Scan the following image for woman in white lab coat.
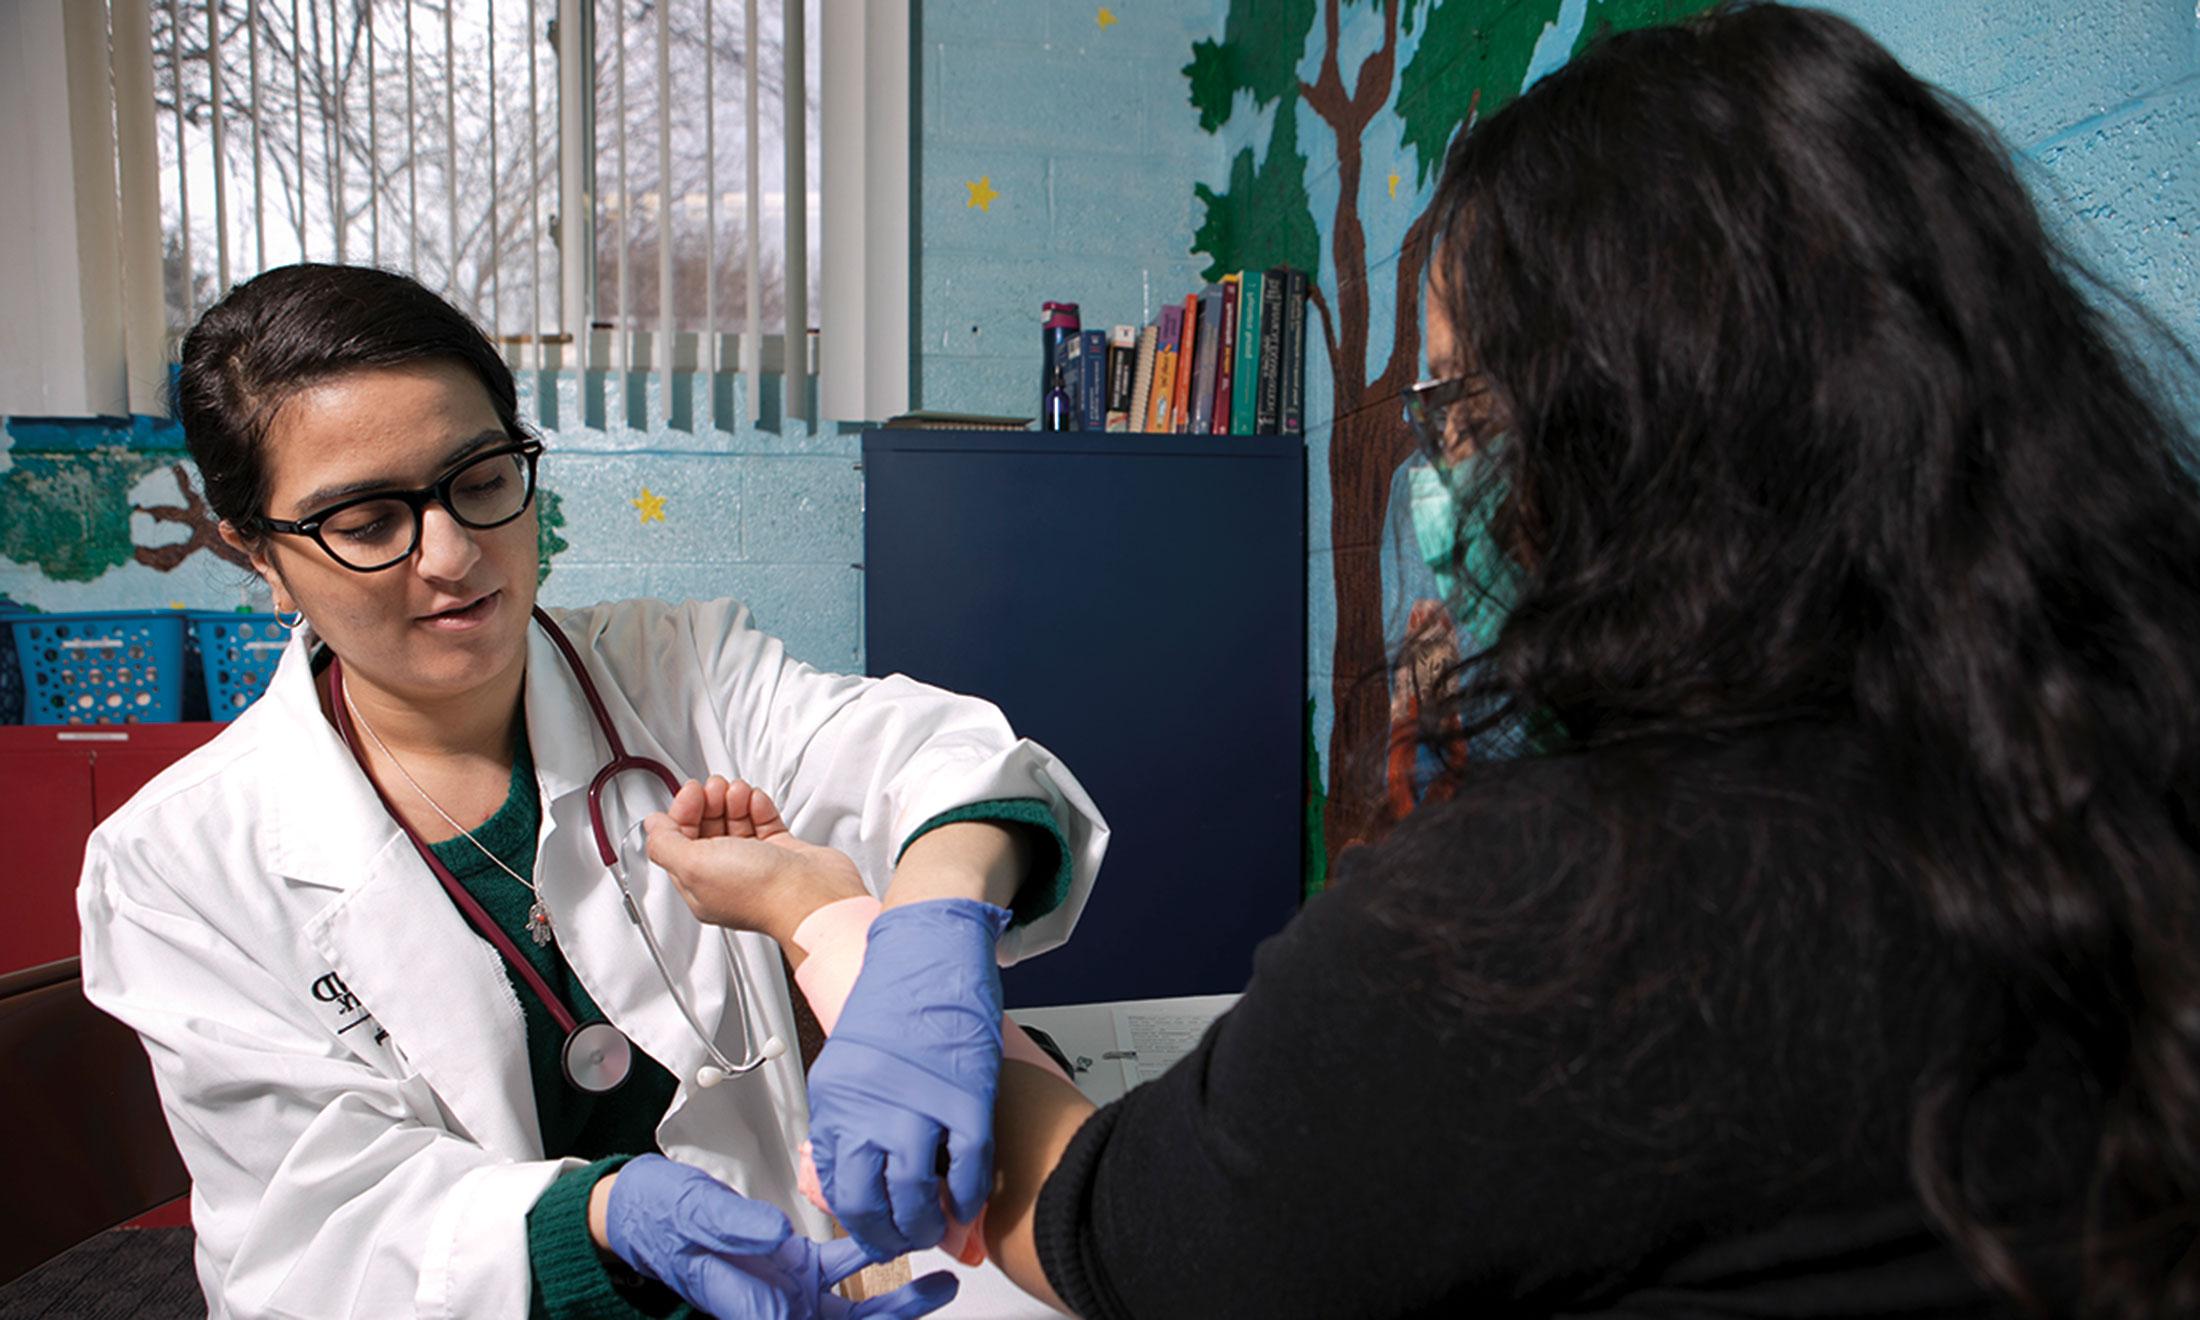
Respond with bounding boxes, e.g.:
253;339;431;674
77;263;1106;1320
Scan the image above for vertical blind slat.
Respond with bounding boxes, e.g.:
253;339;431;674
329;0;344;261
655;0;672;403
816;0;858;420
490;0;502;339
206;0;230;293
250;0;265;271
528;0;543;364
291;0;306;254
615;0;629;374
406;1;418;273
368;0;379;266
742;0;760;422
556;0;591;373
444;0;457;299
782;0;807;419
169;0;195;325
703;0;716;371
112;0;168;411
310;1;327;255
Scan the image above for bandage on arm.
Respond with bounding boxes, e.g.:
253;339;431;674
789;896;1070;1266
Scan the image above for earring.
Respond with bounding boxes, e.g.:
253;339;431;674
274;606;305;632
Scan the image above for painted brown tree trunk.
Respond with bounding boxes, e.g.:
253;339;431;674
1301;0;1434;857
133;463;251;572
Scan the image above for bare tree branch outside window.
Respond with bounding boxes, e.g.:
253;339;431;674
151;0;820;344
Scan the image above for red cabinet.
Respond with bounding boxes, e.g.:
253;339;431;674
0;725;223;974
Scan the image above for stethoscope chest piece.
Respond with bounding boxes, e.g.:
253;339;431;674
562;1021;633;1093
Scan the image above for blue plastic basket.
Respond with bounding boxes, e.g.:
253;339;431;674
190;612;287;720
12;610;188;725
0;606;23;725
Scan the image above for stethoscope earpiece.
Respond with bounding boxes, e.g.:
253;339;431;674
695;1066;726;1089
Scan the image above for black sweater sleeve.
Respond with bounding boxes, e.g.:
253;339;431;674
1032;850;1592;1319
1026;737;2052;1319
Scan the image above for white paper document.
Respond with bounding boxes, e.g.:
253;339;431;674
1109;993;1240;1089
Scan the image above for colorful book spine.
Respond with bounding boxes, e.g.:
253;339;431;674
1231;270;1263;435
1148;304;1184;433
1256;268;1286;434
1074;329;1108;432
1105;325;1138;431
1188;284;1224;436
1281;267;1308;436
1170;293;1200;433
1127;323;1159;433
1212;275;1240;435
1051;334;1078;429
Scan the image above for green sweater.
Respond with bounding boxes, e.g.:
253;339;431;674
431;734;1073;1319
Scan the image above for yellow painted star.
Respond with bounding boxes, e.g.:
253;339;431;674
632;487;667;524
1388;172;1400;199
965;176;1000;212
1096;6;1118;28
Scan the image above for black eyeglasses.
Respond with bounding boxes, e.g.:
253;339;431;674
257;439;544;572
1403;375;1496;463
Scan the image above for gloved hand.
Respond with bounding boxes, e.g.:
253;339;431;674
604;1154;959;1318
805;898;1014;1261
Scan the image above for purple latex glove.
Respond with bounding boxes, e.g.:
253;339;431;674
806;898;1014;1260
604;1154;959;1317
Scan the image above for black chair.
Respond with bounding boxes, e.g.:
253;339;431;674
0;957;196;1312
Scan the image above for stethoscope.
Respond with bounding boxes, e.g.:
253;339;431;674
328;606;785;1093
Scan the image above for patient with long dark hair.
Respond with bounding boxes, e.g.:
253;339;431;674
657;4;2200;1313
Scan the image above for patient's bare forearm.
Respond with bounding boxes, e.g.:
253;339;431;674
887;820;1033;911
983;1060;1099;1314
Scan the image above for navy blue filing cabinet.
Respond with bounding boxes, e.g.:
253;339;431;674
863;430;1306;1007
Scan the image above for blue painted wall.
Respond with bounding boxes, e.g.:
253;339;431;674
1819;1;2198;364
914;1;1224;415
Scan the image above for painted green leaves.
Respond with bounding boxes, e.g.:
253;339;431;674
1194;90;1323;283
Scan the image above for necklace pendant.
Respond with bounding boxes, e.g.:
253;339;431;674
528;900;554;946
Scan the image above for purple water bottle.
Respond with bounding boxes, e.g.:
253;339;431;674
1041;301;1080;422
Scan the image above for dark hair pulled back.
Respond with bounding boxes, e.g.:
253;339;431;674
172;263;525;536
1412;4;2200;1314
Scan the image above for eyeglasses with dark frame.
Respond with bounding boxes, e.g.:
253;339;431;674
256;439;545;573
1402;375;1495;464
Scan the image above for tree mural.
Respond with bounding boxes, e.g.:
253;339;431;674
134;462;252;573
0;448;176;582
0;431;570;585
1187;0;1713;868
537;487;570;584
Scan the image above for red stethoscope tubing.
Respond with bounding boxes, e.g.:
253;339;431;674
530;605;683;863
325;606;678;1041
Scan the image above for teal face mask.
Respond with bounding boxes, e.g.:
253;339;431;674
1406;450;1514;652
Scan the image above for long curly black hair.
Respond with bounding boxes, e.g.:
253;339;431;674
1413;3;2200;1313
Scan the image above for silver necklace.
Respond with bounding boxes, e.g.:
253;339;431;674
342;688;554;947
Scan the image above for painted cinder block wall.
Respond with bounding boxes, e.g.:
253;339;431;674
515;375;868;675
1824;0;2198;364
914;0;1227;415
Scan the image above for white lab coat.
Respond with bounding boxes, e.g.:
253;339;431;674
77;597;1108;1319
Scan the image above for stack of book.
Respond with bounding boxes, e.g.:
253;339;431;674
1051;268;1309;436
